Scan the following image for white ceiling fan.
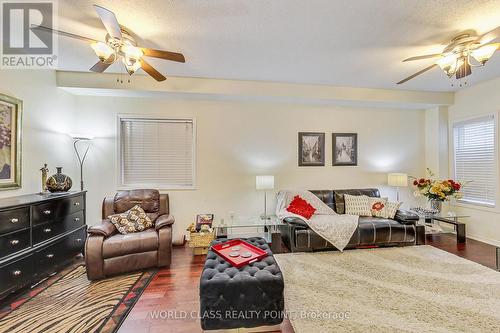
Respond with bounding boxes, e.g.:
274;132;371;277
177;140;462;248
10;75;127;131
33;4;185;82
397;27;499;85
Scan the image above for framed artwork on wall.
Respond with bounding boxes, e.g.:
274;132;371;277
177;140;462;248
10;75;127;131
0;93;22;190
298;132;325;166
332;133;357;166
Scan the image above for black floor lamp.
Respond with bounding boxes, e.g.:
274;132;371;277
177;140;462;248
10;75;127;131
70;134;94;191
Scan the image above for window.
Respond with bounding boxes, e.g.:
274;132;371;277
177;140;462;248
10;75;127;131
453;115;496;206
119;116;195;189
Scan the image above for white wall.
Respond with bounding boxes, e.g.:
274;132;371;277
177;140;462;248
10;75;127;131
74;96;426;243
447;77;500;246
0;70;77;198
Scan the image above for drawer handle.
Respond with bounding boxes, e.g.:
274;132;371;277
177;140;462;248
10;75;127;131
10;218;19;223
76;238;83;243
74;217;80;222
10;239;19;245
74;202;80;206
43;210;51;215
13;270;22;276
46;254;54;259
43;228;52;233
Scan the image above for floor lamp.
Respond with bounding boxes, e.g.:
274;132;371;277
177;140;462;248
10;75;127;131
387;173;408;202
256;175;275;220
70;134;94;191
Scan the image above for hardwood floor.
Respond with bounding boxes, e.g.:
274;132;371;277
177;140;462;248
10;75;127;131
119;233;498;333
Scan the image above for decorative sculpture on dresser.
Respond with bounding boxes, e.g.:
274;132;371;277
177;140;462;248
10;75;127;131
40;163;49;193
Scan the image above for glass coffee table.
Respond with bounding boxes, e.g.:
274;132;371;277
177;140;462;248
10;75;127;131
213;215;284;253
411;210;469;243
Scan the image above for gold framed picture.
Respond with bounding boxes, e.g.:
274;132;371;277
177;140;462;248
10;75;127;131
0;93;22;190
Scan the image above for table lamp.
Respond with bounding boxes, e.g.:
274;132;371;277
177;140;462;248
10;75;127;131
387;173;407;201
256;175;274;220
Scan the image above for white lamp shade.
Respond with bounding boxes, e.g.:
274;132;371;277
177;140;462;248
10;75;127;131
256;175;274;190
387;173;408;187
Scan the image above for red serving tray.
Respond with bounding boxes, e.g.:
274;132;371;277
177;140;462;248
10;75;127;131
211;239;268;268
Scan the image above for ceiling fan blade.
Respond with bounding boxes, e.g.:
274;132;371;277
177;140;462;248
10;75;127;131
140;59;166;81
402;54;442;62
94;5;122;39
89;61;113;73
141;48;185;63
397;64;438;84
30;25;97;43
479;25;500;44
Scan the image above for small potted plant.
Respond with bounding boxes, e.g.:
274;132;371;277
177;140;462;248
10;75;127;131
411;168;464;213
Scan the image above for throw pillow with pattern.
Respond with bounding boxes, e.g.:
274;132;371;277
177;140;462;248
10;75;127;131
109;205;153;235
385;201;402;219
369;197;388;218
344;194;371;216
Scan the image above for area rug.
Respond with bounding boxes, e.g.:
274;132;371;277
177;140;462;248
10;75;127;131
0;265;156;333
274;245;500;333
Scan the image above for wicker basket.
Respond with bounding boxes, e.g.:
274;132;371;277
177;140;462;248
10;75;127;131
188;231;215;254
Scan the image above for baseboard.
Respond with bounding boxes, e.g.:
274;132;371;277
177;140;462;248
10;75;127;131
466;234;500;247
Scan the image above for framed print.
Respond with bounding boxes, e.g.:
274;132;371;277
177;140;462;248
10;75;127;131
0;93;22;190
195;213;214;231
332;133;357;166
298;132;325;166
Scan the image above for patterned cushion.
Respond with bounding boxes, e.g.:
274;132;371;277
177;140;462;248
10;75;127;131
108;205;153;234
369;197;388;218
385;201;402;219
344;194;371;216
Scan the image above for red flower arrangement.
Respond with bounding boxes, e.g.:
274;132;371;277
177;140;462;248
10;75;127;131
412;169;463;202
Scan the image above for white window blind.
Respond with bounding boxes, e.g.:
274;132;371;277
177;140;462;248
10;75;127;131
120;117;195;188
453;115;496;206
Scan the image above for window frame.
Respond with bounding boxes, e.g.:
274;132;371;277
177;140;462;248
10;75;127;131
116;114;197;190
451;112;498;208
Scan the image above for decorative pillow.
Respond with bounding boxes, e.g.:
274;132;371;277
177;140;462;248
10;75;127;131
369;197;388;218
287;195;316;220
385;201;402;219
109;205;153;235
344;194;372;216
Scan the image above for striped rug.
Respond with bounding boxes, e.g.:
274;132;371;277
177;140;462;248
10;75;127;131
0;265;156;333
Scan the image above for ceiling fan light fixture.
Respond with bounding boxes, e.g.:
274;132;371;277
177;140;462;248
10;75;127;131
436;53;460;77
123;58;141;75
91;42;114;62
121;44;143;62
471;43;498;65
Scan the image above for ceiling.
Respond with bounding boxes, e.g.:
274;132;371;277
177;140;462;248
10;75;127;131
55;0;500;92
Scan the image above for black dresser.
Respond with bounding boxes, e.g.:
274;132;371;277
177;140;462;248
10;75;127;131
0;191;87;299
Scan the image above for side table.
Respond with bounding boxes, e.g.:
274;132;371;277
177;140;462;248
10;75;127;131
411;210;469;244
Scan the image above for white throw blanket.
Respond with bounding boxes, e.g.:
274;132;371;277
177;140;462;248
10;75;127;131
276;190;358;251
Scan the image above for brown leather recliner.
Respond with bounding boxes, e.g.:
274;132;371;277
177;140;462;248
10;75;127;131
85;189;174;280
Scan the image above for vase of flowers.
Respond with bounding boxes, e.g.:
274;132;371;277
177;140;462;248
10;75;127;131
412;168;463;213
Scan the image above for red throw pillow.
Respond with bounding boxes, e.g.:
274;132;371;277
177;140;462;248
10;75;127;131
286;195;316;220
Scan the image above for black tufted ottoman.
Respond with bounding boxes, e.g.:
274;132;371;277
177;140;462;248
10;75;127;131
199;237;284;330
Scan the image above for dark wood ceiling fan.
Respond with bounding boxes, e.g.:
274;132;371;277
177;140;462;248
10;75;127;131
32;5;185;82
397;26;499;85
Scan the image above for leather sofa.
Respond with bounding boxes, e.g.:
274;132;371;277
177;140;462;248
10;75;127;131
85;189;174;280
280;189;425;252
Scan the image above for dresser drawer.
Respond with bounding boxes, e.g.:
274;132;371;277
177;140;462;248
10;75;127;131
33;210;84;245
0;255;34;295
35;227;85;273
0;207;30;235
0;229;30;259
32;195;84;225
